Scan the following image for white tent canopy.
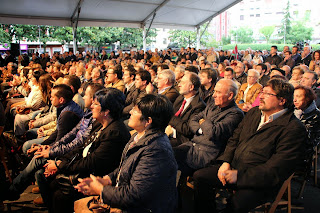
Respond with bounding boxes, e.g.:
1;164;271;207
0;0;241;50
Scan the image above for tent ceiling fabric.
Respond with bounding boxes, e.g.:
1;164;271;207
0;0;241;30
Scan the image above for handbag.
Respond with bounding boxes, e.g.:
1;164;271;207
74;196;122;213
56;173;80;195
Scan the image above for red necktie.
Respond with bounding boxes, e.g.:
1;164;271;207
175;100;186;117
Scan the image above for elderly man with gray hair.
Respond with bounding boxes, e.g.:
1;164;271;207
154;69;179;103
174;79;244;176
236;69;262;111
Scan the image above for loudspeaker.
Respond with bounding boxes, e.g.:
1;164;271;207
10;43;20;57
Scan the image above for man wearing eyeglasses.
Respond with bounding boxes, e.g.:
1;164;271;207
193;78;306;212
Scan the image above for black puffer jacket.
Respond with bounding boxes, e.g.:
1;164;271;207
296;101;320;147
102;129;178;213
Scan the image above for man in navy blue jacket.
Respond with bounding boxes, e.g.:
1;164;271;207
3;84;91;201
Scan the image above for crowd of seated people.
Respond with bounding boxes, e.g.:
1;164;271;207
0;44;319;212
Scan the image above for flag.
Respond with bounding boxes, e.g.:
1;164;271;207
232;45;238;60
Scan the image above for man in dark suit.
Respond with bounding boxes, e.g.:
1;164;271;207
168;72;205;147
189;48;198;62
174;79;244;176
193;79;306;212
199;68;218;104
155;69;179;103
122;65;136;119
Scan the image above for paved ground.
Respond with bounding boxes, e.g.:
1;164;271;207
2;165;320;212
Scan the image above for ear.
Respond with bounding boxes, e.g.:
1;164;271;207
58;97;65;105
189;84;195;92
70;85;75;94
279;97;286;106
144;117;152;128
103;109;110;117
228;92;234;101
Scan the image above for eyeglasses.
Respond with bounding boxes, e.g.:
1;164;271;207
260;91;277;97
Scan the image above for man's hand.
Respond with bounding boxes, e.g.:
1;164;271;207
217;162;231;186
165;125;173;137
27;144;40;157
76;175;112;195
29;120;35;129
43;160;60;177
75;174;106;195
225;170;238;184
16;106;25;114
34;145;50;159
37;127;45;138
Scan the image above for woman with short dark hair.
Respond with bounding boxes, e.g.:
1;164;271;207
76;94;178;213
45;88;130;213
294;85;320;147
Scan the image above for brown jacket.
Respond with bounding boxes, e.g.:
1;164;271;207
236;82;262;110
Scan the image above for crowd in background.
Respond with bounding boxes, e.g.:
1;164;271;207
0;43;319;212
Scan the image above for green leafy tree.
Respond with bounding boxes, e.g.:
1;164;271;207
76;27;156;49
119;28;157;49
278;0;292;43
26;25;56;52
168;30;196;47
168;25;212;47
286;21;313;44
230;26;254;43
0;24;35;45
221;36;231;45
0;26;11;45
259;26;275;43
52;27;73;45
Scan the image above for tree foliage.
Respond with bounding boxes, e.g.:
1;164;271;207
168;25;212;48
259;26;275;43
278;6;313;44
286;21;313;44
119;28;157;48
230;26;254;43
221;36;231;45
278;0;292;43
0;25;158;49
0;26;11;45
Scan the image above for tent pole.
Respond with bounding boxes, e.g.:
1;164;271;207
71;0;82;53
143;25;146;52
196;26;200;50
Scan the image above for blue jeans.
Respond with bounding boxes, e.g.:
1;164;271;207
9;157;47;196
22;134;45;156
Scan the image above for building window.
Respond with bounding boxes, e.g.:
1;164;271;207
256;14;260;17
250;14;254;17
276;12;284;15
240;15;244;20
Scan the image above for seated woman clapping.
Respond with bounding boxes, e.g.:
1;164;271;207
43;88;130;213
75;94;178;213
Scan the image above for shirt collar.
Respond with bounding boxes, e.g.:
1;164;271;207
158;86;171;94
125;81;135;91
258;108;288;130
